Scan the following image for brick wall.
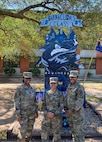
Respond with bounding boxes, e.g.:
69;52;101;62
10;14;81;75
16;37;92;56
0;58;3;73
20;57;30;73
96;51;102;74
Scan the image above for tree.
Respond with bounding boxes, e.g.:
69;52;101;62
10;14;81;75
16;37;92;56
0;0;102;24
0;15;46;61
0;0;61;23
0;0;102;62
0;1;60;62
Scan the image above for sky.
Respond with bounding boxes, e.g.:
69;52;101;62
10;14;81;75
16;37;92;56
0;0;98;10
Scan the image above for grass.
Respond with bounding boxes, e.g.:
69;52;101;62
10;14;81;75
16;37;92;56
82;82;102;103
33;82;102;90
81;82;102;88
33;84;44;91
86;94;102;103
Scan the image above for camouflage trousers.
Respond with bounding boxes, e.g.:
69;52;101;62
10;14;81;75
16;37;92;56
41;115;62;142
67;113;85;142
18;113;35;142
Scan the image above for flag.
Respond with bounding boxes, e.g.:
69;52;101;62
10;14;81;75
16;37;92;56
96;40;102;52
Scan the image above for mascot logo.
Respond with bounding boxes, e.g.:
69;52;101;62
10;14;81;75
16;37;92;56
37;28;83;71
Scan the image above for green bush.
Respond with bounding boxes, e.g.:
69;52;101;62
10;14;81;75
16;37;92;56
87;72;92;77
29;68;41;77
4;67;16;76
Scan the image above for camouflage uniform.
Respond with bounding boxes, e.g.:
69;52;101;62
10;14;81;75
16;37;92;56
41;77;64;142
65;71;85;142
14;72;38;142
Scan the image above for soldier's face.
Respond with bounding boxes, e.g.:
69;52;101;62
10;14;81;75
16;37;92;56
24;78;31;84
50;82;58;89
70;77;78;84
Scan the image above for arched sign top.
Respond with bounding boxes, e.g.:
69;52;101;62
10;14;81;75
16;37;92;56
40;14;83;27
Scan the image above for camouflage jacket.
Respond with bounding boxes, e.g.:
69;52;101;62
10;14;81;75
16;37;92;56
65;82;84;112
43;89;64;116
14;83;38;118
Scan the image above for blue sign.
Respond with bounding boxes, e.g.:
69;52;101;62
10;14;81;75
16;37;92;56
40;14;82;27
36;14;83;91
36;14;84;129
36;91;44;103
44;70;70;92
37;28;82;72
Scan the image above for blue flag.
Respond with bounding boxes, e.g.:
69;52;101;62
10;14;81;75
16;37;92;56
96;40;102;52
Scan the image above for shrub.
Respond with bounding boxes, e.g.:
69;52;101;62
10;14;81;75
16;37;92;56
29;68;41;77
87;72;92;77
4;67;16;76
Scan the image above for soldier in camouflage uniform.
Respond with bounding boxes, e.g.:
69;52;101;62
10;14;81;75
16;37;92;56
41;77;64;142
14;72;38;142
64;70;85;142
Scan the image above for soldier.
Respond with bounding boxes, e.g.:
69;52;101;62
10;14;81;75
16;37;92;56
14;72;38;142
64;70;85;142
41;77;64;142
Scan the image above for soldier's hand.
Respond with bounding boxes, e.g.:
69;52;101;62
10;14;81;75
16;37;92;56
47;112;54;118
17;117;22;123
35;112;38;118
65;110;71;117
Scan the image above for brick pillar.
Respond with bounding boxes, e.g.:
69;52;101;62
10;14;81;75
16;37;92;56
96;51;102;74
20;38;30;73
0;58;3;73
20;57;30;73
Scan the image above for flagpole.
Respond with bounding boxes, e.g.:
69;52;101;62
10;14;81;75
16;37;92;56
83;39;99;85
82;37;101;108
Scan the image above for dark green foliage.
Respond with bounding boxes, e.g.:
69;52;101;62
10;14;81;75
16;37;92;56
87;72;92;77
4;67;16;76
29;67;41;77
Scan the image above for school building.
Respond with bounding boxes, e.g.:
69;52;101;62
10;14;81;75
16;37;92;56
0;50;102;77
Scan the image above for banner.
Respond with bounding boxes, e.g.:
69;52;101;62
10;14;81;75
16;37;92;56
40;14;83;27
